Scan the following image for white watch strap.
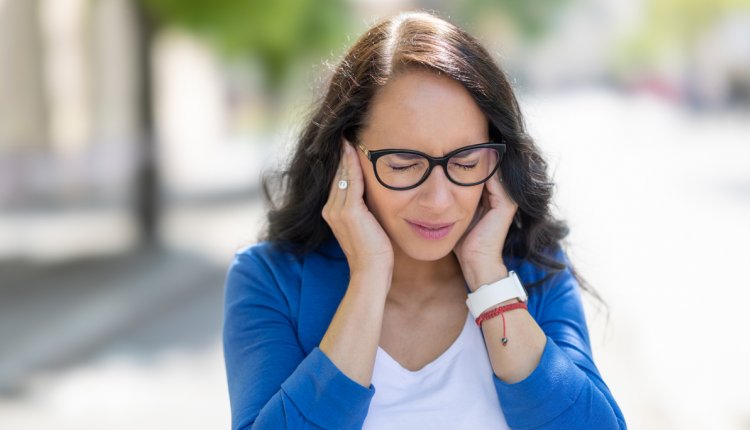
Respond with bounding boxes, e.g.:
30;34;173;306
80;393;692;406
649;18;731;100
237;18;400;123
465;271;527;318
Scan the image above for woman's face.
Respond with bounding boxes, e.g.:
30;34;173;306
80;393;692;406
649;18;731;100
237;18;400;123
356;68;490;261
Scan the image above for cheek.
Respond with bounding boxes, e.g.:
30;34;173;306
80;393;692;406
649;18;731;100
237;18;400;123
362;168;391;219
462;186;484;215
362;171;410;228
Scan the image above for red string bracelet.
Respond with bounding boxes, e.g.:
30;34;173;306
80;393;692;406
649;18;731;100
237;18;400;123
475;301;528;346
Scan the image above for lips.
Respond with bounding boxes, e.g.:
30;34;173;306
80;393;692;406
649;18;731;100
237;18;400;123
406;219;455;240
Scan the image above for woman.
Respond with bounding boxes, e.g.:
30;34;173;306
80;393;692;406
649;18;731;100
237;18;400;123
223;10;626;430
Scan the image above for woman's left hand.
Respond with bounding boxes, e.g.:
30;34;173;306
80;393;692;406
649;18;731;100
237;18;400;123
453;171;518;292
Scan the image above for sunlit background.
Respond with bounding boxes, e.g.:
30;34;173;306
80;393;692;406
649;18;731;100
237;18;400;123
0;0;748;428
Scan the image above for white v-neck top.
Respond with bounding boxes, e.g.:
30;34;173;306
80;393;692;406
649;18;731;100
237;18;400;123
361;311;510;430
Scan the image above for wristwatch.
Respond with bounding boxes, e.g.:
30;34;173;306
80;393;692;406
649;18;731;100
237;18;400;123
466;271;528;319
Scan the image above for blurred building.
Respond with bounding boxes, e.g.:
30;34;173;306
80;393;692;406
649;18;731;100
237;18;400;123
0;0;139;209
0;0;267;260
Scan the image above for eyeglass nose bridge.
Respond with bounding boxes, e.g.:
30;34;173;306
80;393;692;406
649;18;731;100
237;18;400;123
412;156;459;188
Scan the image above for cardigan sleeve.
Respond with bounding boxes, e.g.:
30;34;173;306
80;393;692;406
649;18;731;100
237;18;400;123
222;249;376;430
492;248;627;429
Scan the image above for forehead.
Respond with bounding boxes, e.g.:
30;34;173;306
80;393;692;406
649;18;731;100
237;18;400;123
361;69;489;155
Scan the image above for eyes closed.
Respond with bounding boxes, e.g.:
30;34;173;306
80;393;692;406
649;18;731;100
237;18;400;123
359;142;504;189
383;148;484;172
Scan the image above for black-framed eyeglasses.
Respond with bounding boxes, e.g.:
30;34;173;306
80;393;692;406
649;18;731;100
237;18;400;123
354;141;506;191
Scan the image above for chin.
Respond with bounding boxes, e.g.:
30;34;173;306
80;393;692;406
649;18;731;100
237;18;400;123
393;231;459;262
407;245;450;261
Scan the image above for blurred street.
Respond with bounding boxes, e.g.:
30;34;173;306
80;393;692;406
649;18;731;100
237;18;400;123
527;89;750;430
0;194;265;428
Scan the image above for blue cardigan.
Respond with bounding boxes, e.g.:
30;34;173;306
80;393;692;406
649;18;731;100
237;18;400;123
222;237;627;429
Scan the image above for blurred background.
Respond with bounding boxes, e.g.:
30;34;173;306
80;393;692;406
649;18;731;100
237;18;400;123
0;0;748;428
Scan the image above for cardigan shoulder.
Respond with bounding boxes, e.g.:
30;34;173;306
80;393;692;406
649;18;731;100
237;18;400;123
230;237;346;291
226;238;351;352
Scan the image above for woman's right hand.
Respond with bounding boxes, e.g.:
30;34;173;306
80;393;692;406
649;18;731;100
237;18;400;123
322;137;394;276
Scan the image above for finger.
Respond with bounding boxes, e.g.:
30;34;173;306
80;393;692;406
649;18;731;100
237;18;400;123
333;145;351;209
483;171;500;208
487;169;517;209
325;146;347;216
342;139;365;209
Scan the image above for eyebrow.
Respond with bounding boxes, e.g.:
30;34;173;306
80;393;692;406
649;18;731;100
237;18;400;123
369;141;491;155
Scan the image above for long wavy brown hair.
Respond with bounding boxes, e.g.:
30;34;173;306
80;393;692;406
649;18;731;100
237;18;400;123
259;10;604;305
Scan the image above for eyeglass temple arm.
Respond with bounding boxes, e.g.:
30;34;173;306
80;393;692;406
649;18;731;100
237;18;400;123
356;142;370;159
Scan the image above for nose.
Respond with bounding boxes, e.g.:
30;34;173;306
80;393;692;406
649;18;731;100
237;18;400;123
415;165;455;211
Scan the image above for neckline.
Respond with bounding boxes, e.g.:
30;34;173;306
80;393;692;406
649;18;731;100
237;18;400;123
376;310;472;376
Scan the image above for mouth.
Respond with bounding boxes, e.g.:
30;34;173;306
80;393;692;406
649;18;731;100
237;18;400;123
406;219;455;240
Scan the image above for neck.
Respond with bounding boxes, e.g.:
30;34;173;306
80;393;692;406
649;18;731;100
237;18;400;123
386;243;465;309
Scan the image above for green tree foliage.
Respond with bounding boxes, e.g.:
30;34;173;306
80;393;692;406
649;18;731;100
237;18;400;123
140;0;352;90
618;0;750;67
454;0;573;41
